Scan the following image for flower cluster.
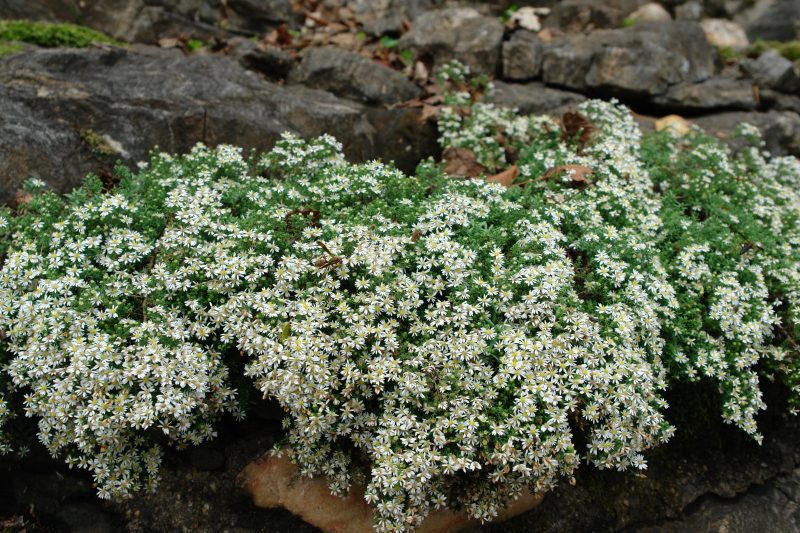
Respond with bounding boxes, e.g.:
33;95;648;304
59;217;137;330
0;63;798;531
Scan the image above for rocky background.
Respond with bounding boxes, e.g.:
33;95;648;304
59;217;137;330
1;0;800;531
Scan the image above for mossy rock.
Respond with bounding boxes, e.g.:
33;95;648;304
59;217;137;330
0;41;24;57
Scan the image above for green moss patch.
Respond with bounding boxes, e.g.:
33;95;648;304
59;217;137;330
0;20;122;48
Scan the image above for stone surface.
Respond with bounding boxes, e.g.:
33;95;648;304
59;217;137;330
488;384;800;532
701;17;749;48
675;1;703;20
628;2;672;22
694;110;800;156
545;0;647;32
740;49;800;94
398;7;505;75
346;0;436;34
502;30;545;81
230;38;295;80
541;34;597;90
289;46;422;106
487;80;587;115
238;451;544;533
736;0;800;41
0;0;296;44
0;46;437;204
0;0;81;22
542;22;715;95
635;468;800;532
650;75;758;111
585;39;690;96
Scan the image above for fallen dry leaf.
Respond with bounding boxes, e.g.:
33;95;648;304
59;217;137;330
264;24;294;46
419;104;440;122
561;111;595;148
423;93;443;105
752;83;761;108
443;147;487;178
540;164;593;186
487;165;519;187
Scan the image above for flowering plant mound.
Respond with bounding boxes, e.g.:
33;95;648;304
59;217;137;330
1;64;800;531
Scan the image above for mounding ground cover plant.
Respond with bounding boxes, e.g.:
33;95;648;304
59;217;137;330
1;62;800;531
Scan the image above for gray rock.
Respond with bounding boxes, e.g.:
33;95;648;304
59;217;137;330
741;49;800;94
675;1;703;20
362;12;406;36
0;47;437;204
16;0;297;45
765;92;800;114
487;80;586;115
585;39;691;96
543;22;715;95
0;0;81;21
398;7;505;75
289;46;421;106
346;0;436;28
231;39;295;80
651;75;758;111
736;0;800;41
78;0;223;44
541;33;600;90
694;110;800;156
545;0;637;32
224;0;295;33
502;31;545;81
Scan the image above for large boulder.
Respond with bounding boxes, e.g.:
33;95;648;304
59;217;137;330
0;46;437;204
398;7;505;75
542;21;715;96
0;0;297;44
736;0;800;41
0;0;81;21
288;46;422;106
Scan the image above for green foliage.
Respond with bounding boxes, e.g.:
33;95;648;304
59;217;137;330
500;4;519;23
717;45;742;62
378;35;399;49
1;61;799;532
0;20;122;48
186;38;204;53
